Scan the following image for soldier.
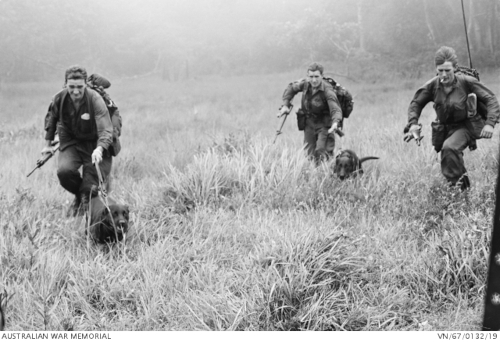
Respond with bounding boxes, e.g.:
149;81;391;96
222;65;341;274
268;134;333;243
42;65;113;215
405;46;500;190
279;62;343;163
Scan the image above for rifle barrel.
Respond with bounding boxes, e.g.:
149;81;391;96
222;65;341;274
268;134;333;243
273;105;293;144
26;145;59;178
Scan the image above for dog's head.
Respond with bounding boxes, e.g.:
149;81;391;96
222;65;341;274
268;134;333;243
334;151;360;180
98;203;130;243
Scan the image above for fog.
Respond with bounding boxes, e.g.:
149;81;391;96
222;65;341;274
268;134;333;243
0;0;498;81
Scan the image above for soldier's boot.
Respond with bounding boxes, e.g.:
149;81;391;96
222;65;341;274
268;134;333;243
457;174;471;191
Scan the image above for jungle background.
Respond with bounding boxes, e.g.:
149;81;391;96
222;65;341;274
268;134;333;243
0;0;499;82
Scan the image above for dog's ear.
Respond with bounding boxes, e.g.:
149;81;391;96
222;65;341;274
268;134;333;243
100;206;110;223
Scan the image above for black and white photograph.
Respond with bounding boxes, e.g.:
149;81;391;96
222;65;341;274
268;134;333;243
1;0;500;335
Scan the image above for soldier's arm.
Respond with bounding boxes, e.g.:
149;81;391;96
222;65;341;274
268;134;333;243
44;102;58;142
282;79;306;107
324;87;343;124
468;78;500;127
407;78;435;127
92;92;113;151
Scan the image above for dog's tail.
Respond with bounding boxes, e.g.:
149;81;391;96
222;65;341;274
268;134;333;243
359;156;379;164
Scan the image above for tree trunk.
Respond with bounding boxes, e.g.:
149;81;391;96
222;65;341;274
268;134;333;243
466;0;473;37
357;0;366;52
422;0;436;44
469;0;483;52
487;0;497;54
161;55;170;82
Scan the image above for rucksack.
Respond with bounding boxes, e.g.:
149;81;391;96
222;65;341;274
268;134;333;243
323;77;354;119
455;65;480;81
87;74;119;117
87;73;122;156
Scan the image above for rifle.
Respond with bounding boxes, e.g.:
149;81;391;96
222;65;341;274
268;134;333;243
273;105;293;144
27;142;60;177
334;126;345;137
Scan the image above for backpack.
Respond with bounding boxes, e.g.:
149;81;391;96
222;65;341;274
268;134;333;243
323;77;354;119
87;73;123;156
455;65;480;81
87;74;119;117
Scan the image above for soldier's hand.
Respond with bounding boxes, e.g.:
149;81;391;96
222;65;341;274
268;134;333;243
328;122;339;134
92;146;103;165
41;146;55;157
278;106;290;118
404;124;423;146
480;124;494;139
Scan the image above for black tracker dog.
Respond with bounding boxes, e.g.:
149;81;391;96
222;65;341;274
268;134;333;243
334;149;379;180
88;196;129;243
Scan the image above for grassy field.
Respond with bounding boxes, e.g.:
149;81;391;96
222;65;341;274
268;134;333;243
0;69;500;330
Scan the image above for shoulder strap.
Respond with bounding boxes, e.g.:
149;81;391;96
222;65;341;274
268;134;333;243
52;88;68;123
84;88;96;117
456;74;473;94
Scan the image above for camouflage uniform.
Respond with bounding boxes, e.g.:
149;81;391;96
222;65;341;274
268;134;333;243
45;87;113;201
407;74;500;188
282;78;343;160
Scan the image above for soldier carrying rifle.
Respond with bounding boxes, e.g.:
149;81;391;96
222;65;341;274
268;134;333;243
279;62;343;164
41;65;114;216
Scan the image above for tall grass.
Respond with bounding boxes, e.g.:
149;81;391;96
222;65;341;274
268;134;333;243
0;71;499;330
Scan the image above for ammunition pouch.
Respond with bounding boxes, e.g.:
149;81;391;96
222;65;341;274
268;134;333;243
296;109;306;131
431;121;447;153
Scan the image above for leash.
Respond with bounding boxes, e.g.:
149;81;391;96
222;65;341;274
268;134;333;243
334;121;344;158
95;162;108;201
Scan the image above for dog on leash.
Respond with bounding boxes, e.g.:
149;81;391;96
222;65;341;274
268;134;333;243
88;196;129;243
334;149;379;180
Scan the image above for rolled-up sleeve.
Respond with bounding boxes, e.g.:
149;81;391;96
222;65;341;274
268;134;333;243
91;91;113;150
408;79;435;126
282;79;306;107
324;86;343;124
468;77;500;127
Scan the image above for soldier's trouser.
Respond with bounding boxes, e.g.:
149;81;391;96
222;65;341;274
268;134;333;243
57;142;112;198
441;126;473;186
303;116;335;161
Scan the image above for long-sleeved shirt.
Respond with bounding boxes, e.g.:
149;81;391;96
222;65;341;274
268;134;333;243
408;74;500;127
282;78;343;126
45;88;113;151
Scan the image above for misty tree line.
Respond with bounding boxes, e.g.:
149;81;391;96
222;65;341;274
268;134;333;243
0;0;498;82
